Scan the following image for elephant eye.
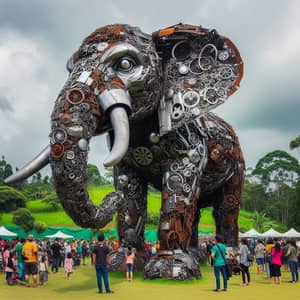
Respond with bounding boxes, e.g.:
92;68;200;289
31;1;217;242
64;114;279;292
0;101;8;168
115;57;137;72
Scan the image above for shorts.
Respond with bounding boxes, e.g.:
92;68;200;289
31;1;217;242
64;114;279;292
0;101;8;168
25;262;38;275
256;257;264;265
126;263;133;272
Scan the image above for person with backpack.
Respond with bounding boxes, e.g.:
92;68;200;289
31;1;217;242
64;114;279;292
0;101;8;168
210;235;228;292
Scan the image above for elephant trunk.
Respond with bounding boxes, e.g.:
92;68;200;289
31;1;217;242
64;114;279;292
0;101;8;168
49;85;131;228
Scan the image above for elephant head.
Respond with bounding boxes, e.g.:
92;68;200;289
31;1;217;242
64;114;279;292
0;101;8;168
5;24;243;229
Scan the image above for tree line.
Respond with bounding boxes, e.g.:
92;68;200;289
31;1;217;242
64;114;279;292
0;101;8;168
0;135;300;232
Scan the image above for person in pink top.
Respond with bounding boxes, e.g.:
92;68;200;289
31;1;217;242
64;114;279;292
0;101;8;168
64;252;73;280
270;241;283;285
125;247;135;282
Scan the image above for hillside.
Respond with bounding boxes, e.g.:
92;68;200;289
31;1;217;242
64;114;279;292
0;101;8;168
0;185;280;232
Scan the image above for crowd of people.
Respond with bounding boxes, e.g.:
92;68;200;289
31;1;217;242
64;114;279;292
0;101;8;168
1;234;300;293
204;235;300;292
0;234;160;292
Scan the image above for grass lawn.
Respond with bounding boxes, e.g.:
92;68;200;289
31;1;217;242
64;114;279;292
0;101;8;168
0;263;298;300
0;184;283;231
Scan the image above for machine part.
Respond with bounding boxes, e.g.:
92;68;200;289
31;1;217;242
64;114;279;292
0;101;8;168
171;41;191;60
66;88;85;105
219;66;233;79
51;128;67;144
218;50;229;61
78;138;88;151
117;174;129;188
171;103;184;121
149;132;160;144
160;222;170;230
51;143;64;159
189;58;203;74
65;150;75;160
166;173;184;192
97;42;109;52
132;147;153;166
178;64;189;75
183;90;200;108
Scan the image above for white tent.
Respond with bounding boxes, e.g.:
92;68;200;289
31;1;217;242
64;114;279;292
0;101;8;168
45;230;73;239
240;228;262;238
261;228;282;238
0;226;17;237
282;228;300;238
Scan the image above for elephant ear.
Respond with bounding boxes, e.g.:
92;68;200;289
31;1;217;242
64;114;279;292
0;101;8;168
152;24;243;135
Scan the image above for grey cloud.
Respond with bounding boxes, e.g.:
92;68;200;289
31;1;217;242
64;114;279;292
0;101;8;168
0;95;13;112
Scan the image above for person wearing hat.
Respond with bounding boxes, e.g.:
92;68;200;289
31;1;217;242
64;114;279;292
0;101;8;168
92;233;114;294
22;234;38;287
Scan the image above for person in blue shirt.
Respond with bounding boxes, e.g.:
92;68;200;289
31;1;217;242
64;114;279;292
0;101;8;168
211;235;228;292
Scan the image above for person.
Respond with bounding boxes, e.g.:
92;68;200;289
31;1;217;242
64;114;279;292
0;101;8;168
286;240;299;283
125;247;135;282
270;241;282;284
265;238;273;279
51;238;62;273
64;252;73;280
239;238;251;286
92;233;114;294
22;234;38;288
254;239;265;273
15;238;25;282
210;235;227;292
39;255;48;285
5;251;16;285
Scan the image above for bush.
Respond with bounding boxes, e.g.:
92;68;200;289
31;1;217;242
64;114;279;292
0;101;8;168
0;185;26;213
12;208;35;232
42;192;60;211
34;221;47;234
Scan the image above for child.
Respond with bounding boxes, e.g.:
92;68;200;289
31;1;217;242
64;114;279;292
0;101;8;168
39;256;48;285
5;251;16;285
64;252;73;280
126;247;135;282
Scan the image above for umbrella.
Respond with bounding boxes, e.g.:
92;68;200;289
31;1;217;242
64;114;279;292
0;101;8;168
0;226;17;237
240;228;261;238
261;228;282;238
45;230;74;239
282;228;300;238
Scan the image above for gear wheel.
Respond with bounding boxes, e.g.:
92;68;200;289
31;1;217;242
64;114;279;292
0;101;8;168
133;147;153;166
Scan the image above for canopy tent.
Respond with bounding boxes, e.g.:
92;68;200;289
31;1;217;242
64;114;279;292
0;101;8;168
282;228;300;238
240;228;261;238
0;226;17;237
261;228;282;238
45;230;74;239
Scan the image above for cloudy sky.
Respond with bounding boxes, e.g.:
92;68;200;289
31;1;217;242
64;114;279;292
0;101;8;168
0;0;299;177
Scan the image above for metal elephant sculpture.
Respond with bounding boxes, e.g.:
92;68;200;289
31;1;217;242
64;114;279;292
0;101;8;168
5;23;245;280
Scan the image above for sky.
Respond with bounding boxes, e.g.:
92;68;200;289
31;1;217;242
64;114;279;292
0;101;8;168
0;0;299;177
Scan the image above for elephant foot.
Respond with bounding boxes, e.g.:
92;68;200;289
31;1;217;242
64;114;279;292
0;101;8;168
109;248;149;272
143;249;201;280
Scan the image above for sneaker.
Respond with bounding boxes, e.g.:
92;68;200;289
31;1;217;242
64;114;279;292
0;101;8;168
213;289;221;292
106;291;114;294
222;288;227;291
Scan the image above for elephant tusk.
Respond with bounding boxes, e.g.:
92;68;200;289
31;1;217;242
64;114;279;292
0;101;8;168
103;106;130;167
4;145;50;184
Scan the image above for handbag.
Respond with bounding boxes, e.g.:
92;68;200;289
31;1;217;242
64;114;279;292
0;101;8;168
216;244;232;278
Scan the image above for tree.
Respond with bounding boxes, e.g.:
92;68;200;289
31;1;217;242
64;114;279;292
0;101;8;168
253;150;300;226
87;164;104;186
0;156;13;184
290;135;300;151
12;208;35;232
0;185;27;214
34;221;47;234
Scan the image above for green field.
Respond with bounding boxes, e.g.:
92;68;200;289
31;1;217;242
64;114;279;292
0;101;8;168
0;263;298;300
0;185;267;231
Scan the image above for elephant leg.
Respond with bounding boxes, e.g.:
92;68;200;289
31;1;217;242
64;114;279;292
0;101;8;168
109;163;148;272
144;155;203;280
213;171;244;247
